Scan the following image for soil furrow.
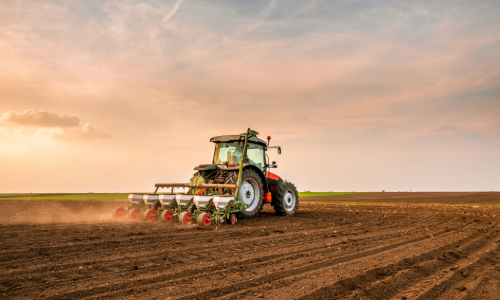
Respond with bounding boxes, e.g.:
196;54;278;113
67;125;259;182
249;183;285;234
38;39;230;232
1;214;439;277
415;241;500;299
10;219;441;298
338;227;500;300
173;223;472;300
2;197;499;299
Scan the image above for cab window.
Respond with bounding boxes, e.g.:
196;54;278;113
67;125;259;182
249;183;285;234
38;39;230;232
246;143;265;170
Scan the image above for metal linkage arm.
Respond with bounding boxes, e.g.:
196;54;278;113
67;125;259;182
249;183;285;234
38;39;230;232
155;183;237;189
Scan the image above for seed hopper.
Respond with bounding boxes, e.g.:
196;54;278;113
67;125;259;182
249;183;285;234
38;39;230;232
141;194;161;221
113;194;146;220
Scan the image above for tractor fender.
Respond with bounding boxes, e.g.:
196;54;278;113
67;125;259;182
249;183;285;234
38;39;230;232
265;171;284;192
242;165;269;193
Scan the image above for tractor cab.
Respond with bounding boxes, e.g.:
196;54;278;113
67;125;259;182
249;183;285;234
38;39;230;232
210;131;268;173
212;138;266;171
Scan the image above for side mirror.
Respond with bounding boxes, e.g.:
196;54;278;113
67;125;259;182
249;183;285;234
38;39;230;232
277;147;281;155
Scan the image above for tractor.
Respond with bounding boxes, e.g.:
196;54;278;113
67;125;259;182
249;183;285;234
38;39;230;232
114;129;298;224
187;129;298;219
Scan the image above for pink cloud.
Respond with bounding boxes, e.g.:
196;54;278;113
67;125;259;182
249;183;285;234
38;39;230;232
1;109;110;140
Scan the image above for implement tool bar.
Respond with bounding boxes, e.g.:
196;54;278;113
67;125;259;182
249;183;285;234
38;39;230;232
155;183;237;188
153;183;237;194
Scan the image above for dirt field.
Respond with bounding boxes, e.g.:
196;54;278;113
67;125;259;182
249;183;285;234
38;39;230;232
302;192;500;204
2;192;500;299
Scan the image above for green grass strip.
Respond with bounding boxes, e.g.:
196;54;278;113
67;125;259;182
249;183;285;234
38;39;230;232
301;200;395;205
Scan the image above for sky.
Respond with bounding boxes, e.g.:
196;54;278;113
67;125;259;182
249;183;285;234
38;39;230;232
1;0;499;193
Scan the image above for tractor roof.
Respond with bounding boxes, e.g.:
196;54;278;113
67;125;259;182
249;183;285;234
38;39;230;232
210;134;268;147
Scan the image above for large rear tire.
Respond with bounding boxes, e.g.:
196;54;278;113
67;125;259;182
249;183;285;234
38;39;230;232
237;169;264;219
272;182;299;216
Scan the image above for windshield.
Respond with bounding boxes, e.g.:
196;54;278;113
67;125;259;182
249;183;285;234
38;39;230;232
213;142;244;165
213;142;265;169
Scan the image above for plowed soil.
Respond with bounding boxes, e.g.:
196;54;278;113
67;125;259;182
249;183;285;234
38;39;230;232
303;192;500;204
2;192;500;299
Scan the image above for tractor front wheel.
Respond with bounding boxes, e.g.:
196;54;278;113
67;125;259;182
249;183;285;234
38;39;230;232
272;182;299;216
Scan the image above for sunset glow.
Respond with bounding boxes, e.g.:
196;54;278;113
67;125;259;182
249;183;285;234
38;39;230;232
1;0;499;192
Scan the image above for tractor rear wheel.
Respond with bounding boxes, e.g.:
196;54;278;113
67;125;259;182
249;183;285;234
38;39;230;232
272;181;299;216
237;169;264;219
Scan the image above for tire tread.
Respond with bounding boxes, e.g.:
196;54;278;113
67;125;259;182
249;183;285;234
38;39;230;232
271;181;299;216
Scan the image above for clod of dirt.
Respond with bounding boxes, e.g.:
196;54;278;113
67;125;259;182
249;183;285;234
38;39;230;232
195;226;211;231
458;286;467;291
438;252;461;263
133;265;138;270
126;232;146;236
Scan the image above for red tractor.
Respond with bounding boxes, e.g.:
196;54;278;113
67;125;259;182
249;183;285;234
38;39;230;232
186;129;299;219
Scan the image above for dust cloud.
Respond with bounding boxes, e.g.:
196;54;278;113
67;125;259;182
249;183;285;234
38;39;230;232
0;200;128;224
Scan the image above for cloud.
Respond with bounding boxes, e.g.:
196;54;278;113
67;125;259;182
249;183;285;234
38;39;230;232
431;125;461;136
161;0;185;25
2;109;110;140
0;1;499;192
36;124;111;140
2;109;80;127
